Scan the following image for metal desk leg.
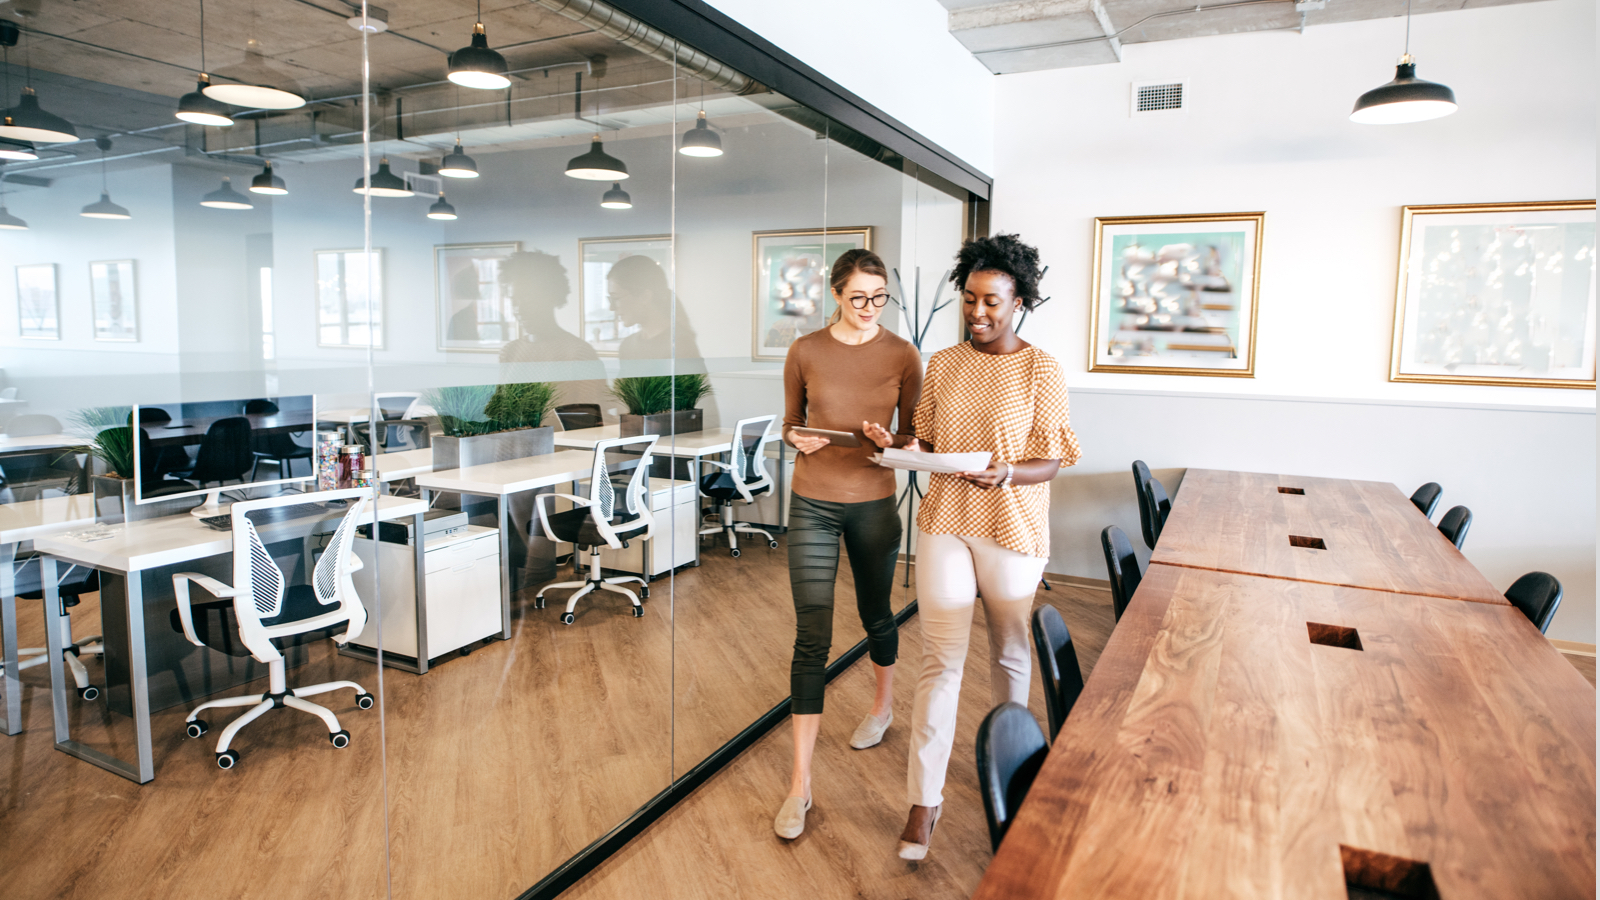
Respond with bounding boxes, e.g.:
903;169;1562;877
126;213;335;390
413;504;430;672
45;559;154;784
497;492;512;639
1;544;20;736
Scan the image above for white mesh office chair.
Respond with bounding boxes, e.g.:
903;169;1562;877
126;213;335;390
172;488;375;769
5;558;103;699
534;435;657;624
697;415;779;557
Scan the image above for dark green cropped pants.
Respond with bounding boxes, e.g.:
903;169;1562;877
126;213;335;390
788;493;902;715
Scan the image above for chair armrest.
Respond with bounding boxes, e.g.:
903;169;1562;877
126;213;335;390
534;492;591;543
171;572;237;647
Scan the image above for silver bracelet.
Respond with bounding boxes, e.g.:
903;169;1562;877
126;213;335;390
1000;462;1014;488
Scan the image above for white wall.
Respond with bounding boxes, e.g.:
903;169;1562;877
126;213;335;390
993;0;1598;641
704;0;996;176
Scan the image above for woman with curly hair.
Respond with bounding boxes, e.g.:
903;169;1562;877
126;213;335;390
895;234;1081;860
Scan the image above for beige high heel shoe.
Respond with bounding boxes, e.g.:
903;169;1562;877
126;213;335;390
897;805;941;860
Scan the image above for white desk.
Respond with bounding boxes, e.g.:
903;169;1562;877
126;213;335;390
0;432;80;457
374;447;433;483
318;406;436;425
0;495;97;736
33;495;425;783
415;451;599;634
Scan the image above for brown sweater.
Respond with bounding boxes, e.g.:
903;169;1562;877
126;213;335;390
783;325;923;503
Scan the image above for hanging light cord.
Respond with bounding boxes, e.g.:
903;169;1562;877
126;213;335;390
1404;0;1411;55
200;0;207;72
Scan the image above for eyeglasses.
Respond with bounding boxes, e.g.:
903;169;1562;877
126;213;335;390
845;292;891;309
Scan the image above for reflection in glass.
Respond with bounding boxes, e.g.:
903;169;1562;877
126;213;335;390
316;249;384;348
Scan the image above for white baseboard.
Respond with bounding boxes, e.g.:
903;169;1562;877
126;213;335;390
1550;639;1596;658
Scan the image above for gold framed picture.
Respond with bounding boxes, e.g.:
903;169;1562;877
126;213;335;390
1088;212;1264;377
1389;200;1595;389
751;226;873;362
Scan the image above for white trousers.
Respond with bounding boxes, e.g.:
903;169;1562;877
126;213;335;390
907;532;1049;807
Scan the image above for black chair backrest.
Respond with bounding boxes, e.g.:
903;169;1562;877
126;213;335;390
1031;605;1085;741
1101;525;1143;621
352;420;430;452
555;403;603;430
1505;572;1563;634
1437;505;1472;550
243;399;280;415
975;702;1049;852
190;417;254;485
1131;460;1170;550
137;406;172;425
1410;482;1442;519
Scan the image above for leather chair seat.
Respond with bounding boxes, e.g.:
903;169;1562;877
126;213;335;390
698;471;771;503
169;584;341;658
543;506;649;548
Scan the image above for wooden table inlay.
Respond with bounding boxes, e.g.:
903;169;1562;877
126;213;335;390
1150;468;1508;605
973;564;1596;900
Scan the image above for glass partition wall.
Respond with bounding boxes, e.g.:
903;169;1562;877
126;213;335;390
0;3;973;897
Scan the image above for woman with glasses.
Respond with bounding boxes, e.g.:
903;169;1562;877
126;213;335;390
773;249;923;840
896;233;1080;860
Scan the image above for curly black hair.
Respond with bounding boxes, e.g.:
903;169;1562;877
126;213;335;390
950;233;1047;311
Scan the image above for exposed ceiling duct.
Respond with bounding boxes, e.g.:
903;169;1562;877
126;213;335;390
529;0;756;94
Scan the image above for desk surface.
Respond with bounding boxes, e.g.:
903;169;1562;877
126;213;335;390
414;449;598;496
35;495;425;572
974;564;1596;900
554;425;748;457
0;494;97;544
1150;468;1508;605
374;447;433;482
0;432;79;456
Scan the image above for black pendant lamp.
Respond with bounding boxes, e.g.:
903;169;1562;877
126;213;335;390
600;183;631;209
0;137;36;161
250;160;287;195
175;5;233;127
201;176;253;209
1;87;77;143
80;137;131;220
1350;0;1456;125
566;134;628;181
447;3;510;90
679;110;722;157
204;38;306;110
427;192;458;220
353;157;414;197
439;140;478;178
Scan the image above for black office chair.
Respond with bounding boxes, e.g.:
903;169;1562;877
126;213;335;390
138;428;197;498
1410;482;1443;519
1030;605;1085;741
243;399;280;415
534;435;657;624
1131;460;1170;551
10;556;103;700
1437;505;1472;550
975;701;1049;852
136;408;192;477
1505;572;1563;634
176;417;254;488
555;403;604;431
350;419;431;454
698;415;779;557
250;432;313;481
1101;525;1143;621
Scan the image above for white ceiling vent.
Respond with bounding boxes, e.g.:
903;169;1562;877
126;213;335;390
405;172;442;197
1131;80;1187;117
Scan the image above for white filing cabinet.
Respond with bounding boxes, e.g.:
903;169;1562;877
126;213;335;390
348;524;501;663
600;479;698;578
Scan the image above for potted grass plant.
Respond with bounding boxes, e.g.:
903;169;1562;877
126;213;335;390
613;374;710;437
72;407;194;521
425;382;558;470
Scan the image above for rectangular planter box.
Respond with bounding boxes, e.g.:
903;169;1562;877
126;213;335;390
92;474;201;523
618;409;703;437
431;425;554;471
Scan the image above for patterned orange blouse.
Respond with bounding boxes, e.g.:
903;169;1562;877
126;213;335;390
913;342;1081;558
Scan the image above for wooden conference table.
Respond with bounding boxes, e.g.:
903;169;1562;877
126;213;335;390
974;468;1595;900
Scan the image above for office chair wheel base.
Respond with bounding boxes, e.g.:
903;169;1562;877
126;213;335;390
216;749;239;769
356;693;375;710
534;595;547;610
78;685;100;701
632;605;644;618
187;719;209;738
730;548;741;558
640;586;650;599
561;612;575;625
768;540;779;549
330;730;351;749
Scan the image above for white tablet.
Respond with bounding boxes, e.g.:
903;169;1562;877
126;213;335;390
791;427;862;448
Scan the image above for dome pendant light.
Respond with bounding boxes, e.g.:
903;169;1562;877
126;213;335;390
1350;0;1456;124
447;3;510;90
565;134;628;181
204;37;307;110
0;138;37;161
176;5;233;126
80;137;131;220
439;139;479;178
679;110;723;157
249;160;287;195
427;192;458;220
0;87;78;143
201;176;253;209
600;183;632;209
353;157;414;197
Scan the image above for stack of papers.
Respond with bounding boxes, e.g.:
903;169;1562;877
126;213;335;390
872;448;992;475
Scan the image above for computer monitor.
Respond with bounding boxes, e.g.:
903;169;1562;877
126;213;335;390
132;395;317;516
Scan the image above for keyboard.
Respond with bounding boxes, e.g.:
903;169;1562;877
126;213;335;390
200;515;232;531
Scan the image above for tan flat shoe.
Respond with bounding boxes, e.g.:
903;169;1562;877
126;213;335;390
774;794;813;840
897;805;941;860
849;710;893;750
